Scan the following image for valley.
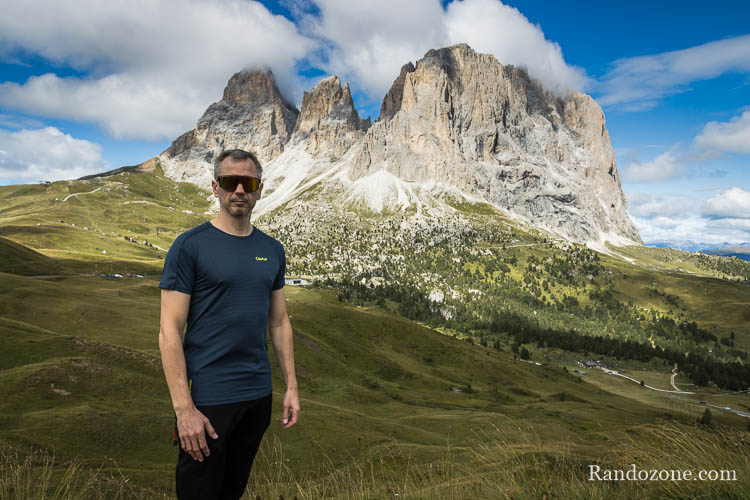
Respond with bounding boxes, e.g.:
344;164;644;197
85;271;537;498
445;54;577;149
2;166;749;498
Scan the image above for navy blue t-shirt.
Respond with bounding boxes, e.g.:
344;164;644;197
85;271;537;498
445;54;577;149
159;221;285;405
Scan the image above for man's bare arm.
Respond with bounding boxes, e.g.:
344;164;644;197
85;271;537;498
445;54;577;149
159;289;218;461
268;287;299;429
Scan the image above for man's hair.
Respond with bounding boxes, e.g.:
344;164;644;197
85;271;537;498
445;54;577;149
213;149;263;180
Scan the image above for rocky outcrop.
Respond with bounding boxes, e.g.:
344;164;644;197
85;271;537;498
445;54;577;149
155;44;641;245
159;69;298;186
293;76;370;158
349;44;640;243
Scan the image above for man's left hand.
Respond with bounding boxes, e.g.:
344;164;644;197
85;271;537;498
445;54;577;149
280;388;299;429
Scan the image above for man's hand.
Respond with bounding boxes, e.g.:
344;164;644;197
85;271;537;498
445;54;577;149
280;388;300;429
176;407;219;462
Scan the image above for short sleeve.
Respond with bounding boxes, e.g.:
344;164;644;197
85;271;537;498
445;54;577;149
159;236;195;294
272;245;286;290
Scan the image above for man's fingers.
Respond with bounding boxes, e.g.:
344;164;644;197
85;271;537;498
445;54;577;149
281;408;298;429
286;411;297;428
198;433;210;457
281;405;290;425
189;437;204;461
203;416;219;440
181;437;197;462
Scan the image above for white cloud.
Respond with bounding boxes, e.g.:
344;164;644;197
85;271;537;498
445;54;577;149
302;0;446;103
597;34;750;110
0;74;201;139
694;110;750;154
626;187;750;244
0;127;108;181
620;151;683;183
626;192;700;218
0;0;317;140
631;214;750;245
301;0;586;105
703;187;750;219
0;0;586;138
443;0;586;94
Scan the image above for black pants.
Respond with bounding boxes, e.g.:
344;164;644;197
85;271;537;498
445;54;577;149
175;393;272;500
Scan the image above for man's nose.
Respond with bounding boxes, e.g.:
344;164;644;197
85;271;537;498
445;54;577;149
233;182;246;194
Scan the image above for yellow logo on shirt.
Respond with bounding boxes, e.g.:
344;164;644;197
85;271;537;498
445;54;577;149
255;256;268;261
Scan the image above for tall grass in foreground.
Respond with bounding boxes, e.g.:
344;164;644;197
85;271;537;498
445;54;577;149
3;421;748;499
0;447;168;500
246;421;750;500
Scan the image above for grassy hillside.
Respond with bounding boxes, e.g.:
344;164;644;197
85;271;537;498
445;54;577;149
2;272;748;498
2;169;750;498
0;162;208;269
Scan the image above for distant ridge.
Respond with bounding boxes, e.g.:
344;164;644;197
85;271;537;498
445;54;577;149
77;158;158;181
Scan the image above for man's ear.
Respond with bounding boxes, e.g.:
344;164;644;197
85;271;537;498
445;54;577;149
257;182;263;199
211;179;219;197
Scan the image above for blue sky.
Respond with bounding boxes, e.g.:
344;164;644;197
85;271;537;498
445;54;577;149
0;0;748;244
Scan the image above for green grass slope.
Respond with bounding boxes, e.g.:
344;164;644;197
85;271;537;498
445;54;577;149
1;268;748;498
0;161;209;268
2;173;750;498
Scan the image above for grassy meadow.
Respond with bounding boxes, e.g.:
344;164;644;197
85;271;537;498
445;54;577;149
1;167;750;498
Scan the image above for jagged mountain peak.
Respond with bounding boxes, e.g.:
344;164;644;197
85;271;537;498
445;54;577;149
155;44;641;248
344;44;640;245
221;69;296;112
159;69;299;188
293;74;371;157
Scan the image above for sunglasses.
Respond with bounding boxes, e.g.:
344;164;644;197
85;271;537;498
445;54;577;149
216;175;261;193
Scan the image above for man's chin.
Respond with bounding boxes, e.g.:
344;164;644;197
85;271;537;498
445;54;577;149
228;207;250;217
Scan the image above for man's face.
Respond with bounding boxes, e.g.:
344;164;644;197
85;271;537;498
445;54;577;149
211;158;263;218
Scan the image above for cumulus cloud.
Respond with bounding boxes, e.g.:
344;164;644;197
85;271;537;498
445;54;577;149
626;192;700;218
625;188;750;245
630;213;750;245
0;74;202;139
703;187;750;219
300;0;586;105
694;110;750;154
597;34;750;110
301;0;446;103
620;151;683;183
443;0;586;94
0;0;585;137
0;127;108;181
0;0;317;139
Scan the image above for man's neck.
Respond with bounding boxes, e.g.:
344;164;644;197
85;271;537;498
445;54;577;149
211;211;253;236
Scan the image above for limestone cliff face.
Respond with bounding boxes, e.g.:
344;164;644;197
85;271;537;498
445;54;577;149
155;45;641;245
293;76;370;158
350;44;640;243
159;69;298;186
379;62;415;122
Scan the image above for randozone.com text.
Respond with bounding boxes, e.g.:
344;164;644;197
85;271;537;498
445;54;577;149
589;464;737;481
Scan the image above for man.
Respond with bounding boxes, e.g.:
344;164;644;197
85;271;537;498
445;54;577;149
158;148;299;500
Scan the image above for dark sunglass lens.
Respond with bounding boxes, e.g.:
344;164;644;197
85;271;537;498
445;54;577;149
218;176;239;191
243;177;260;192
218;176;259;192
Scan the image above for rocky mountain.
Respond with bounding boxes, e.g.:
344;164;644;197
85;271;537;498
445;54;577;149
155;44;641;247
292;75;371;157
160;70;298;188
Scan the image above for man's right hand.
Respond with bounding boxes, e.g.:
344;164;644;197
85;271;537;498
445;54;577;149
176;407;219;462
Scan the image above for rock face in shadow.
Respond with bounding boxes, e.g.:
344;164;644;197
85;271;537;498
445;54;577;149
156;45;641;245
